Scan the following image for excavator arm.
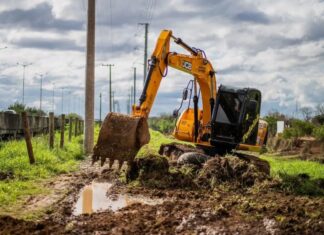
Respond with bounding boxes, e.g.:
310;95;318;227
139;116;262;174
132;30;217;128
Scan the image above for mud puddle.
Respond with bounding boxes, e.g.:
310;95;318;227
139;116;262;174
73;181;164;215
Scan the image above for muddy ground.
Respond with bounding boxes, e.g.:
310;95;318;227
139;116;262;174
0;157;323;235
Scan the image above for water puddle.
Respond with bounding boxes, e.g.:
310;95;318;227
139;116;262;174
73;182;163;215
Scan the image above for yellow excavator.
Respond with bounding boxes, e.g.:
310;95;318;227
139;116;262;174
92;30;268;168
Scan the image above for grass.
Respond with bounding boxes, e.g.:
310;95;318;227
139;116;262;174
260;155;324;179
0;129;84;212
261;154;324;196
137;129;178;156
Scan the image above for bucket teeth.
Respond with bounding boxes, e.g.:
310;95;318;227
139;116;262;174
109;158;114;169
100;156;107;166
118;160;124;171
91;154;99;165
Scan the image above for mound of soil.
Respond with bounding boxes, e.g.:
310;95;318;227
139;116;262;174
127;154;172;188
197;156;270;188
128;153;270;189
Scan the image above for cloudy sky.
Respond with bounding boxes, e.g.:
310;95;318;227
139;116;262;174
0;0;323;118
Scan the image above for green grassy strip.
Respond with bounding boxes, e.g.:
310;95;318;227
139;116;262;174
261;154;324;196
260;155;324;179
0;131;84;209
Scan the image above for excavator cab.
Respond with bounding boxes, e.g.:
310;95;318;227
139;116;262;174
210;85;261;152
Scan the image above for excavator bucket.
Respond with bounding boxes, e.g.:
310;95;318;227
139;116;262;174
92;112;150;168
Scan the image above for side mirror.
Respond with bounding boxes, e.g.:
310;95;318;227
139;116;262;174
182;89;188;100
173;109;179;118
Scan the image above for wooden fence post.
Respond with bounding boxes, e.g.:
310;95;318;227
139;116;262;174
60;114;65;148
78;120;82;135
74;118;78;137
69;117;72;141
49;112;54;149
22;112;35;164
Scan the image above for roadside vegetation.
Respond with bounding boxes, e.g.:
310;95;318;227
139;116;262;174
148;115;175;134
0;131;84;214
261;155;324;196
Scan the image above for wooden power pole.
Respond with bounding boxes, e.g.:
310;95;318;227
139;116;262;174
139;23;149;85
84;0;96;154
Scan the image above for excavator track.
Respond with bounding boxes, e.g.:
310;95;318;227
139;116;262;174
159;142;270;175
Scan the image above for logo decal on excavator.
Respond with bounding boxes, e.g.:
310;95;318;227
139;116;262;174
182;61;192;71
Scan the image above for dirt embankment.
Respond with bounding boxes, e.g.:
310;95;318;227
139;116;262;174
0;152;323;234
267;137;324;163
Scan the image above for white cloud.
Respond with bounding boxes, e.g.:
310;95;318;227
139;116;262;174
0;0;323;118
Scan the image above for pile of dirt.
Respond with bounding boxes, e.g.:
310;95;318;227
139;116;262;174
196;156;270;188
128;153;270;189
126;154;171;187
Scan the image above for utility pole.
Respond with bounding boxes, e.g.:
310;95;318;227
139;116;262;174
99;93;102;124
36;73;47;112
67;91;71;114
84;0;96;154
39;74;43;111
17;62;32;105
133;67;136;105
61;88;64;114
102;64;114;112
52;83;55;112
139;23;149;85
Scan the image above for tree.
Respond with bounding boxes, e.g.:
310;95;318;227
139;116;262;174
7;102;46;116
300;106;313;121
8;102;26;113
315;103;324;115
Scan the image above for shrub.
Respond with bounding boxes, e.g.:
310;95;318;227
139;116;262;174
283;120;315;139
313;125;324;141
148;115;175;134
